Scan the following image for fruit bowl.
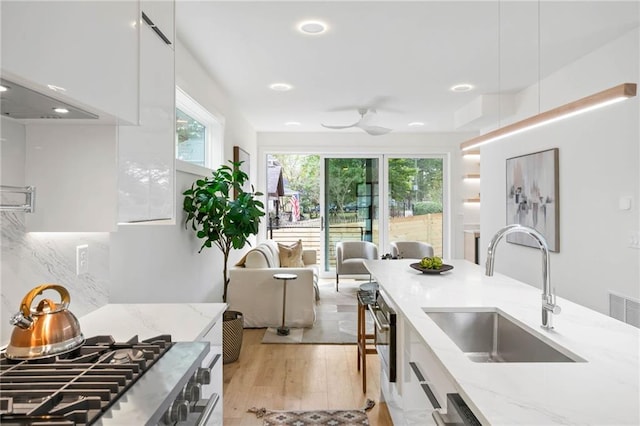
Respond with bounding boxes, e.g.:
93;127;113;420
409;263;454;274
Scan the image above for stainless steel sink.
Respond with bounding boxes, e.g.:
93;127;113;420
424;309;584;363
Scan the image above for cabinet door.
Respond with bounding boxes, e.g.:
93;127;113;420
402;320;439;425
25;125;117;232
403;319;457;413
0;1;138;124
141;0;175;46
118;17;175;223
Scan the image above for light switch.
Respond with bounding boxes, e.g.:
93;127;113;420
76;245;89;275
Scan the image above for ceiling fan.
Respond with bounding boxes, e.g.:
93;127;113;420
321;108;392;136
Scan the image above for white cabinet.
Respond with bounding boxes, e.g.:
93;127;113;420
118;4;175;223
402;319;457;420
0;1;139;124
141;0;175;46
25;124;118;232
381;315;459;425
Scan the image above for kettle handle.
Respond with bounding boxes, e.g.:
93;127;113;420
19;284;70;318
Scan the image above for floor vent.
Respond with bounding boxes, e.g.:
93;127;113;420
609;292;640;328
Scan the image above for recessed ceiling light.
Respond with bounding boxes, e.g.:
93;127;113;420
298;20;328;35
269;83;293;92
0;85;8;92
285;121;301;126
53;107;69;114
408;122;425;127
450;83;474;93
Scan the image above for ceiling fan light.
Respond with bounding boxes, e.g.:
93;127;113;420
408;122;425;127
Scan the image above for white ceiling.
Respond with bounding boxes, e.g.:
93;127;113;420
176;1;639;134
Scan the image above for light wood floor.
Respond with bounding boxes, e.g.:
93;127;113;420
223;329;394;425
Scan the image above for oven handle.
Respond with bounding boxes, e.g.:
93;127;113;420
432;410;447;426
194;393;220;426
367;304;389;331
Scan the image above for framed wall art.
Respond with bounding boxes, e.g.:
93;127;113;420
233;146;251;199
506;148;559;251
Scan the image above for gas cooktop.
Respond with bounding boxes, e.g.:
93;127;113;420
0;335;174;425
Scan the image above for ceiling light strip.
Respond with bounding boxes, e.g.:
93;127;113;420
460;83;637;151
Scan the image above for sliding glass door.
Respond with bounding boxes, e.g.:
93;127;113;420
322;156;380;272
385;156;444;257
264;153;446;274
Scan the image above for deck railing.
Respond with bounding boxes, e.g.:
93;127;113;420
267;213;443;267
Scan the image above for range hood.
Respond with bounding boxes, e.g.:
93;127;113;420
0;78;98;120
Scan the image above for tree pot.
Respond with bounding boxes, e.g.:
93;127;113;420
222;310;243;364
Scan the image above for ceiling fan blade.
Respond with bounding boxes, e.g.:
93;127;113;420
359;124;392;136
321;121;360;130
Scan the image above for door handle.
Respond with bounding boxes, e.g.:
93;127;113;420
367;305;389;331
320;215;324;231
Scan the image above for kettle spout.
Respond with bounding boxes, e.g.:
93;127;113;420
10;311;33;329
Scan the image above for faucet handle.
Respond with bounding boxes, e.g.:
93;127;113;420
546;303;562;315
542;292;561;315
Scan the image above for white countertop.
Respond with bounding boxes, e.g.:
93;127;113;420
79;303;227;342
365;259;640;425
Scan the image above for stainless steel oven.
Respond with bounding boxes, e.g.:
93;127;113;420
368;292;397;382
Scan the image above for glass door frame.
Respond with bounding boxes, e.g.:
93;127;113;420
260;150;451;278
319;154;384;278
379;154;450;261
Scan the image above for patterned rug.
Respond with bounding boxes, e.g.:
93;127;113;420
261;279;374;344
249;399;374;425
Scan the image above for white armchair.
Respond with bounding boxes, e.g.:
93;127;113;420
390;241;434;259
335;241;378;291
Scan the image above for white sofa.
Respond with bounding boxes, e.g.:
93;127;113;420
228;240;319;328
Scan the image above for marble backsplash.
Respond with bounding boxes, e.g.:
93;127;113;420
0;211;110;346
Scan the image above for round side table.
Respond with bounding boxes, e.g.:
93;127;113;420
273;273;298;336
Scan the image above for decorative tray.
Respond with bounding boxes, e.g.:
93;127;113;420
409;263;454;274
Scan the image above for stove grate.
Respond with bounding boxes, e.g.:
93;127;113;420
0;335;173;425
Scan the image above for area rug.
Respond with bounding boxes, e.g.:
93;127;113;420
261;279;374;345
248;399;374;426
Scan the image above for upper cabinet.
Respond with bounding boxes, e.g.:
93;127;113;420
140;0;175;46
0;1;139;124
118;3;175;223
4;1;176;231
25;125;118;232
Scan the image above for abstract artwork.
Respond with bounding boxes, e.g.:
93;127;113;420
506;148;559;251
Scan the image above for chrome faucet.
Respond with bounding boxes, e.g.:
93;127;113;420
485;224;561;329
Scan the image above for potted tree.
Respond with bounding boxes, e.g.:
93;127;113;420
183;161;264;363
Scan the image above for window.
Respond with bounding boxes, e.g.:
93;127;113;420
175;86;224;172
176;108;206;166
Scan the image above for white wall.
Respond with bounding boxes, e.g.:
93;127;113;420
481;28;640;315
109;39;257;303
257;131;475;259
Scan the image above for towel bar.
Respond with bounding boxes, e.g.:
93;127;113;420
0;185;35;213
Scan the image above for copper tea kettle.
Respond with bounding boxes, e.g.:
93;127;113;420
6;284;84;359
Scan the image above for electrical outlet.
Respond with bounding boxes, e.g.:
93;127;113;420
76;245;89;275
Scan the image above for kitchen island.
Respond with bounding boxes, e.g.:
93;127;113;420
365;259;640;425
